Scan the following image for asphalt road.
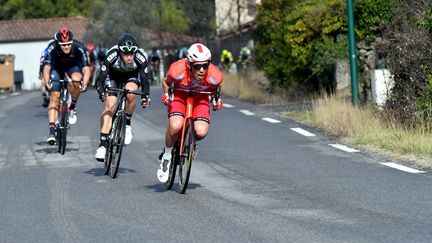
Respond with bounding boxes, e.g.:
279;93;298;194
0;87;431;242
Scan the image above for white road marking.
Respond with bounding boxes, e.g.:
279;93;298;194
224;103;234;108
329;144;360;153
239;109;255;116
381;162;425;173
10;92;20;96
262;117;281;123
290;127;316;137
0;96;6;99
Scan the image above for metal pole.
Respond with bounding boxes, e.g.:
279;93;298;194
346;0;360;107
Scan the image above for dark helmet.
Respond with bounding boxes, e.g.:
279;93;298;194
54;27;73;44
117;33;138;54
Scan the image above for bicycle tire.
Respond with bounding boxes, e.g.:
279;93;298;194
178;119;194;194
165;143;178;190
109;113;126;178
103;134;113;175
57;99;68;155
60;101;68;155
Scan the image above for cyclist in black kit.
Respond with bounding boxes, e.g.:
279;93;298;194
95;33;150;160
42;27;91;145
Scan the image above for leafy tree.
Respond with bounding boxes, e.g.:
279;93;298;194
254;0;391;92
1;0;99;19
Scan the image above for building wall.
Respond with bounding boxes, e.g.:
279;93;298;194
0;40;48;90
215;0;260;36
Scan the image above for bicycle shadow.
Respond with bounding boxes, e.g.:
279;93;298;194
145;183;202;193
84;167;136;177
34;146;79;154
34;141;79;154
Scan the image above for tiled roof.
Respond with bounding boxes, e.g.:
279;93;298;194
143;28;200;49
0;16;90;43
0;16;201;48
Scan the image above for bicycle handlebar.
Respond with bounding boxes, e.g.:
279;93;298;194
107;87;145;96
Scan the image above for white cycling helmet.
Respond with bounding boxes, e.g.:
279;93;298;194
186;43;211;63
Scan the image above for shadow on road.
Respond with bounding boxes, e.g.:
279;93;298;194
145;183;202;193
84;167;137;177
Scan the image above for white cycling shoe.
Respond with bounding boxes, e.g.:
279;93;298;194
69;109;77;125
95;146;106;162
125;125;133;145
157;155;171;183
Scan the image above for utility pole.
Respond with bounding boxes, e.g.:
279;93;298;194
346;0;360;107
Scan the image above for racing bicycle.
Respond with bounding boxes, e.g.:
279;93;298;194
103;83;144;178
164;85;220;194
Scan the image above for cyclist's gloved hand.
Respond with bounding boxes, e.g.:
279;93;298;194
141;95;151;108
212;98;223;111
45;79;53;91
161;93;173;105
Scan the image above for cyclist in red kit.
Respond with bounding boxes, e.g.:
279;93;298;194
157;43;223;183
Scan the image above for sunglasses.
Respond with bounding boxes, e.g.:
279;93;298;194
59;42;72;47
192;63;209;70
119;45;138;54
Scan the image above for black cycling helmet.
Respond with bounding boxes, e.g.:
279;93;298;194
54;27;74;44
117;33;138;54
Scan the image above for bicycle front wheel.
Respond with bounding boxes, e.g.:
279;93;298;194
57;100;68;155
109;113;126;178
178;119;194;194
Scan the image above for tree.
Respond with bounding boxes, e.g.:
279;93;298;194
0;0;99;19
254;0;391;92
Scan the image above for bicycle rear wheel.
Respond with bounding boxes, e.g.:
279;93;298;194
178;120;194;194
165;143;178;190
109;113;126;178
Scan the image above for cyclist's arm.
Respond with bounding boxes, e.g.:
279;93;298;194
96;58;110;92
43;64;51;87
139;62;150;96
135;50;150;97
77;44;91;86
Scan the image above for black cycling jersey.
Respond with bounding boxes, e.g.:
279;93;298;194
43;40;89;69
97;45;150;96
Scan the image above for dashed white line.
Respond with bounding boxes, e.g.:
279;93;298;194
224;103;234;108
239;109;255;116
329;144;360;153
290;127;316;137
262;117;281;123
381;162;425;174
10;92;20;96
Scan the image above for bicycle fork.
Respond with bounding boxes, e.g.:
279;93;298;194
110;98;125;140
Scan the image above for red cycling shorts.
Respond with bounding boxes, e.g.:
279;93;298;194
167;91;211;123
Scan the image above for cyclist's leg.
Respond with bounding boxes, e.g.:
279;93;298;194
96;78;117;160
158;95;186;182
67;66;83;111
100;78;118;135
124;79;139;118
46;70;62;143
192;94;211;140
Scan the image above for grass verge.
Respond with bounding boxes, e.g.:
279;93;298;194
282;94;432;168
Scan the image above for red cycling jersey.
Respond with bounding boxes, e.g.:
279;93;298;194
166;58;223;91
166;58;223;122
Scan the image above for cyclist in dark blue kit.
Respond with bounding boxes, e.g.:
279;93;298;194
42;27;91;145
95;33;150;160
